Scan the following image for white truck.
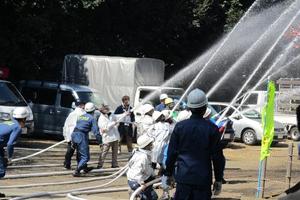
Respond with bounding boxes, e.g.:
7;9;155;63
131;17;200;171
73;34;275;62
61;55;183;111
241;82;299;141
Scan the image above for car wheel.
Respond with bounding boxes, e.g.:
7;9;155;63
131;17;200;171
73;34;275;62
242;129;257;145
290;127;300;141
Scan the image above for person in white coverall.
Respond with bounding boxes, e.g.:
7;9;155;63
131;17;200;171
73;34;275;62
136;104;154;138
127;134;158;200
148;111;171;169
97;104;120;169
63;100;86;169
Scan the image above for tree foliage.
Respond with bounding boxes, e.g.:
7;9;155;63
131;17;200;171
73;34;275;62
0;0;255;81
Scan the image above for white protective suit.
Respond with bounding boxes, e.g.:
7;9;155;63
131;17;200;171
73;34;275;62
63;107;86;142
148;122;171;164
136;115;154;138
127;149;154;184
98;113;120;144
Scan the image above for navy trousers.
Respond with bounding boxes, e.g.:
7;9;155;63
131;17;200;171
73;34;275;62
128;180;158;200
174;183;212;200
0;147;6;178
72;132;90;170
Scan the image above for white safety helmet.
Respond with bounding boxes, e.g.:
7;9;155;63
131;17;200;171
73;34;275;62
152;111;163;122
12;107;28;119
142;104;154;115
187;88;208;108
177;110;192;122
203;107;212;118
85;102;96;113
160;93;168;100
137;134;154;149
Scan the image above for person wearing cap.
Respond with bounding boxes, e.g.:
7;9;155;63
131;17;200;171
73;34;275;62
127;134;158;200
137;104;155;138
164;88;223;200
97;104;120;169
114;95;135;153
156;93;168;111
71;102;102;177
63;100;86;170
0;107;28;197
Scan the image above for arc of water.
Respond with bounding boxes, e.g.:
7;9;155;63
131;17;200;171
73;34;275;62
207;0;300;97
268;54;300;79
216;8;300;124
168;0;262;114
233;35;300;113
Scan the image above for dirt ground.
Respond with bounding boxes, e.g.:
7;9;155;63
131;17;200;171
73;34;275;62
1;136;300;200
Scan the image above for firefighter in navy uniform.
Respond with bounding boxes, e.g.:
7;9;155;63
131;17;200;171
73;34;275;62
71;102;102;177
164;88;223;200
0;107;28;197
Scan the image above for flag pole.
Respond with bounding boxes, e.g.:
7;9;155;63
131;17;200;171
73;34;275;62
256;76;271;199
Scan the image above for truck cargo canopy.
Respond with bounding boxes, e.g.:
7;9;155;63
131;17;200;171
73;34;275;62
62;55;165;109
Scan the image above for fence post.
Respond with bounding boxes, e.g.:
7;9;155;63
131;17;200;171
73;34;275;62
286;143;294;189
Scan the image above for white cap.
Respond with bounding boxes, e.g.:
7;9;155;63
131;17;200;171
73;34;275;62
187;88;208;108
203;107;212;118
85;102;96;113
152;111;163;121
142;104;154;115
160;93;168;100
177;110;192;122
137;134;154;149
12;107;28;119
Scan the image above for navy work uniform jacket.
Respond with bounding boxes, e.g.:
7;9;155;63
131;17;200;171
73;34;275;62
0;119;22;177
72;113;101;169
165;113;222;189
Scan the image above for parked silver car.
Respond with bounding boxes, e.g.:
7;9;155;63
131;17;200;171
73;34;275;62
210;102;287;145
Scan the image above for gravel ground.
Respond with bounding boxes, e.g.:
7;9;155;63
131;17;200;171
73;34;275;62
1;136;300;200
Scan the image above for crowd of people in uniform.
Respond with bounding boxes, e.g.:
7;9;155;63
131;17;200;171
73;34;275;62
61;88;226;199
1;88;300;199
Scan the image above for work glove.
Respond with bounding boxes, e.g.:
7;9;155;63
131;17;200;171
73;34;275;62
213;181;222;196
161;175;169;189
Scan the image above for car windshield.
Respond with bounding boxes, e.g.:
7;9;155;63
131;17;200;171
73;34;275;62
77;92;104;107
0;82;27;106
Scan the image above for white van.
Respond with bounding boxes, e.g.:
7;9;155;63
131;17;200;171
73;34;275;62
0;80;34;134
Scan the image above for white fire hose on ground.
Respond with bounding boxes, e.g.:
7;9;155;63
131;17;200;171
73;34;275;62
12;139;67;162
0;165;128;189
3;167;120;180
10;164;129;200
7;158;129;169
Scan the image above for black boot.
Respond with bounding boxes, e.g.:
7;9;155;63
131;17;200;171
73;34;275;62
72;169;81;177
63;162;71;170
83;166;94;173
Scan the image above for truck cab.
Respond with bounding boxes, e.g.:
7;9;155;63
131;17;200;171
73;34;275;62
133;86;184;111
241;90;299;141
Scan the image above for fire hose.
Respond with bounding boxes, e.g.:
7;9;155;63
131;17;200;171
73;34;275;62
12;139;67;162
10;164;129;200
1;165;128;189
